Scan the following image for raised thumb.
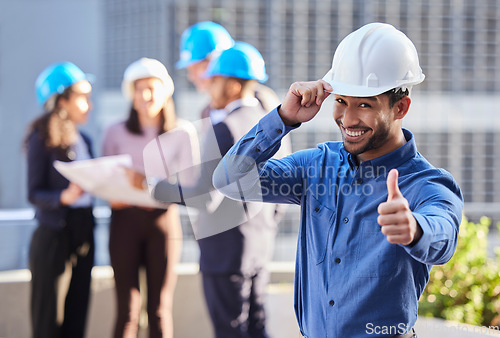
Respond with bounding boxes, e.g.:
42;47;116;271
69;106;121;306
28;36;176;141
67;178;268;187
386;168;402;201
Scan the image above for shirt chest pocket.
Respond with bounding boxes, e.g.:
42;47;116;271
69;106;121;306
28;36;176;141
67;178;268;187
356;219;398;278
304;196;336;265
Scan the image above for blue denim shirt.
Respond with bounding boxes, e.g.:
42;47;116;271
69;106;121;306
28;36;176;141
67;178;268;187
213;108;463;337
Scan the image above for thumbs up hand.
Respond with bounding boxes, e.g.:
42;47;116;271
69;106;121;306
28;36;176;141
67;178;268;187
377;169;422;246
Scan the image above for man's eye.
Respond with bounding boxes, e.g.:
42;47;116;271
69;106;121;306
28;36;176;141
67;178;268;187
336;98;345;104
360;103;371;108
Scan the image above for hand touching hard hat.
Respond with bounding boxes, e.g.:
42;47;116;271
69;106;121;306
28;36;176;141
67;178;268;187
322;23;425;97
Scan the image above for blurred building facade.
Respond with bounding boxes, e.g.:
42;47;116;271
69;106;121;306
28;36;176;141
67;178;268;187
1;0;499;214
100;0;500;219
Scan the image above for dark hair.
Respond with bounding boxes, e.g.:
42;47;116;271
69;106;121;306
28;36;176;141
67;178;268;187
125;96;177;135
230;77;257;98
383;87;409;108
24;86;78;153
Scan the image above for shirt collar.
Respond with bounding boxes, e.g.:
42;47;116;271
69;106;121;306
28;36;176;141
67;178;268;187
211;97;260;125
224;97;259;114
344;129;417;176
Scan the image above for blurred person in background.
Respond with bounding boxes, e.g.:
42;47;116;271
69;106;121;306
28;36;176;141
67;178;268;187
151;42;290;338
101;57;197;338
25;61;95;338
177;21;282;121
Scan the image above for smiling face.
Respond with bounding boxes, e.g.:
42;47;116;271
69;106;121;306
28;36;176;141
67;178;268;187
333;93;410;162
59;80;92;125
133;77;167;122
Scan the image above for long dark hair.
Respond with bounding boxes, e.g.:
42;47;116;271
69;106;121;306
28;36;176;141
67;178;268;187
125;96;177;135
24;86;78;152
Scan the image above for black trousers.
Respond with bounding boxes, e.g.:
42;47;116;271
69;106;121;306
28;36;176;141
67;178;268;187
29;207;95;338
202;269;270;338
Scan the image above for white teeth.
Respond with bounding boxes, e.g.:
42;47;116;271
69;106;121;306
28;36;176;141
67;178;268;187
345;129;366;137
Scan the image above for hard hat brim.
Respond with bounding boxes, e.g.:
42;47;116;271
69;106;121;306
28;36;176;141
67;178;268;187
176;58;202;69
322;69;425;97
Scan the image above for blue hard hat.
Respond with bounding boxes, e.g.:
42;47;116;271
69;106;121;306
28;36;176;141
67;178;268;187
35;62;89;107
176;21;234;69
204;41;268;83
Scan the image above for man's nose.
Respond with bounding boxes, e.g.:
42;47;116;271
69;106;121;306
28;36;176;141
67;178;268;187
340;107;360;127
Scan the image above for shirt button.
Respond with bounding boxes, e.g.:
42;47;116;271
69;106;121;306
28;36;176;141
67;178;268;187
343;217;349;223
356;178;363;184
335;258;341;264
255;147;261;153
314;207;319;212
276;128;283;134
329;300;335;306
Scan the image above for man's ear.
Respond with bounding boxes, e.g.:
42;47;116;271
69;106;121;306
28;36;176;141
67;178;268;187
226;78;242;98
394;96;411;120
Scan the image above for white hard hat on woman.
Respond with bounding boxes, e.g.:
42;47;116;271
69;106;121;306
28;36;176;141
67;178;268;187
121;57;175;101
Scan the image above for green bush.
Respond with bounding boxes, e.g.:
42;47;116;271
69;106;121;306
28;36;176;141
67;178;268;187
418;216;500;327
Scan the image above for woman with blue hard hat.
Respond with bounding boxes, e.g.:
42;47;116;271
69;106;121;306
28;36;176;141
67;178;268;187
25;61;95;338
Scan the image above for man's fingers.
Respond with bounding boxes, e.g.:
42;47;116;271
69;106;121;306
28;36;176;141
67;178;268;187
377;213;405;226
380;225;412;244
385;234;412;245
315;81;330;105
318;79;333;92
377;200;408;215
300;88;314;107
293;81;331;107
379;224;401;236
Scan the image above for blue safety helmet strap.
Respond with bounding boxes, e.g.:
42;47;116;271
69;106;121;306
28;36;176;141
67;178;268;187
204;41;268;83
176;21;234;69
35;62;89;107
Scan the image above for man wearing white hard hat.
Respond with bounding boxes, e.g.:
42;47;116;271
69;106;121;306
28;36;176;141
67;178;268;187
213;23;463;337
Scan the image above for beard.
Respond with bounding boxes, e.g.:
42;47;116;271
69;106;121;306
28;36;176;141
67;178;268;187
338;121;391;156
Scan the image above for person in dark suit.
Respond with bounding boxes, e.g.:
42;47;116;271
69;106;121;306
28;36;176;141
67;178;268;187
149;42;290;338
25;62;95;338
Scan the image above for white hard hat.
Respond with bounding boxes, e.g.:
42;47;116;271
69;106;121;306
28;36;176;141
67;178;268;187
322;23;425;97
121;57;174;100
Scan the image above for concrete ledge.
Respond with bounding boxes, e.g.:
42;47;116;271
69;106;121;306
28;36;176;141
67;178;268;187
0;264;298;338
1;265;498;338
